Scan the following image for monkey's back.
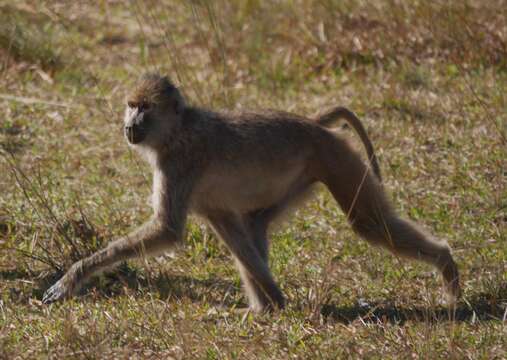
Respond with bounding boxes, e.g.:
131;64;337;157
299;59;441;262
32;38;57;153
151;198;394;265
186;108;326;162
186;108;326;214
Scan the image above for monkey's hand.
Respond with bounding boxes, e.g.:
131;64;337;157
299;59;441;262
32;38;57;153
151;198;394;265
42;278;71;304
42;263;82;304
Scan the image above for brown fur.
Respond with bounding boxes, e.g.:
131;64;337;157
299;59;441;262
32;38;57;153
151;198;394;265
315;107;382;181
43;73;460;311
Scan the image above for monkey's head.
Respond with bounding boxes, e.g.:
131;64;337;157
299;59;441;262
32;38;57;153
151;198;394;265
124;73;185;147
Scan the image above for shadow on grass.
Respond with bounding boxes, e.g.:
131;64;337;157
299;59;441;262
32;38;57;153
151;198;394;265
3;268;504;322
321;286;507;324
101;266;241;308
24;265;241;308
0;268;32;281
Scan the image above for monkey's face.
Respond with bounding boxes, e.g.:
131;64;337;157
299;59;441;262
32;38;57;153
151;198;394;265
124;101;151;145
123;98;182;148
124;73;185;148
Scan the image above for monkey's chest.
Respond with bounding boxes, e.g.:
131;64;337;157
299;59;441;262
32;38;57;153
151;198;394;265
190;162;306;214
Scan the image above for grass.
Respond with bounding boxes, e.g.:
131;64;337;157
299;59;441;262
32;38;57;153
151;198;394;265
0;1;506;358
0;5;62;72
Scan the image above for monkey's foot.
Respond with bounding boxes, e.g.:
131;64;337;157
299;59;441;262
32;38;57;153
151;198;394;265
445;280;461;306
442;261;461;305
42;278;73;304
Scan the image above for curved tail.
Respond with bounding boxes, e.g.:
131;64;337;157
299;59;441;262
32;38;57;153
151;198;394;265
315;107;382;182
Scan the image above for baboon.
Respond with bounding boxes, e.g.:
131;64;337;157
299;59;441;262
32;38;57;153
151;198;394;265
43;73;460;311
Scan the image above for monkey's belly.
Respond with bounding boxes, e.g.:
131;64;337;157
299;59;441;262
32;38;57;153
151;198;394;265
191;162;307;214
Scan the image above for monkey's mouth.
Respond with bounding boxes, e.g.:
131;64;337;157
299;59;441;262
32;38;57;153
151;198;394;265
125;125;146;144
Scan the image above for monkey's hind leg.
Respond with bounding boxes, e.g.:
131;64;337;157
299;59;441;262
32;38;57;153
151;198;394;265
319;136;460;302
355;215;461;302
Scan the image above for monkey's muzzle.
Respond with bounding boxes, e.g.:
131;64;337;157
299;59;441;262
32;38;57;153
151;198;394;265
125;124;146;144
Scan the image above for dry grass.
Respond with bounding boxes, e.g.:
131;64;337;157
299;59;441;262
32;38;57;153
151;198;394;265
0;5;62;71
0;1;506;358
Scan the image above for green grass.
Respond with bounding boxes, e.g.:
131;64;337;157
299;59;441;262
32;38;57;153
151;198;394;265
0;1;506;358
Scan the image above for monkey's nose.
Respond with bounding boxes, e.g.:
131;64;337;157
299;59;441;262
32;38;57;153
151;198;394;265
125;124;145;144
125;126;134;143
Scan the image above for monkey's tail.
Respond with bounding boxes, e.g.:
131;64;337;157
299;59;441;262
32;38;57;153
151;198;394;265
315;107;382;182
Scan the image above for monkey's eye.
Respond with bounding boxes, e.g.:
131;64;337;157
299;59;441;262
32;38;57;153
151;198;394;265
139;102;151;112
127;101;151;112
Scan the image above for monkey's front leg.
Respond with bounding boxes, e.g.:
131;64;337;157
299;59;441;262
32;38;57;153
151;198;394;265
43;220;177;303
208;213;285;312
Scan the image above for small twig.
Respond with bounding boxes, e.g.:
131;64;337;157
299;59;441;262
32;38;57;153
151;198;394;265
459;73;507;146
0;93;73;108
3;246;61;271
1;150;82;258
